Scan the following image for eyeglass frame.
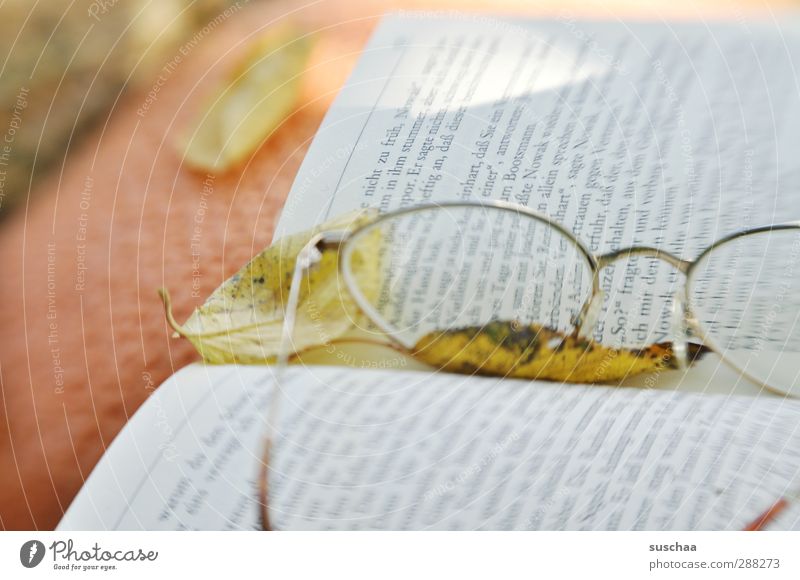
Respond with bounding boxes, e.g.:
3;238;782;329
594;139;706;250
259;198;800;530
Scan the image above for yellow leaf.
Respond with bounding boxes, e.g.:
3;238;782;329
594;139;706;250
161;207;701;383
159;210;379;364
180;24;313;172
412;321;689;383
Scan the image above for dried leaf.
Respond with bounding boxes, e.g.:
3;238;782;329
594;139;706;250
160;210;379;364
162;209;701;383
180;24;313;172
412;321;689;383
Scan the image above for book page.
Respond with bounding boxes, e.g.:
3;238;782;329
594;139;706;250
275;13;800;388
59;363;800;530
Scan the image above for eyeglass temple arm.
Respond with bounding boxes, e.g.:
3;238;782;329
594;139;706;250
276;242;320;367
261;238;325;531
275;232;346;365
262;233;350;530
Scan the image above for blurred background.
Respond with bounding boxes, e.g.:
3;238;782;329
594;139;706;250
0;0;242;216
1;0;795;216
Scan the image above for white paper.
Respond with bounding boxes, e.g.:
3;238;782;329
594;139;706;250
58;364;800;531
276;13;800;373
281;13;800;250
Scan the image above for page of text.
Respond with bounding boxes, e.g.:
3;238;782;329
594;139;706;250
276;14;800;356
59;364;800;530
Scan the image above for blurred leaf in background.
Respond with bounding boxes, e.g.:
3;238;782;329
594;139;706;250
180;23;312;173
0;0;244;217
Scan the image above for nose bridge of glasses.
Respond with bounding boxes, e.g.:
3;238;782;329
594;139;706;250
596;246;692;274
592;246;697;366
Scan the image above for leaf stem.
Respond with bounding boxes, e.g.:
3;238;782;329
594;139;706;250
157;287;188;339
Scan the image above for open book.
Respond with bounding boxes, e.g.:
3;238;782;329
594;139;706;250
60;13;800;530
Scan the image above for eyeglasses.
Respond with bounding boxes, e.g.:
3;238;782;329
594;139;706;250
258;200;800;529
